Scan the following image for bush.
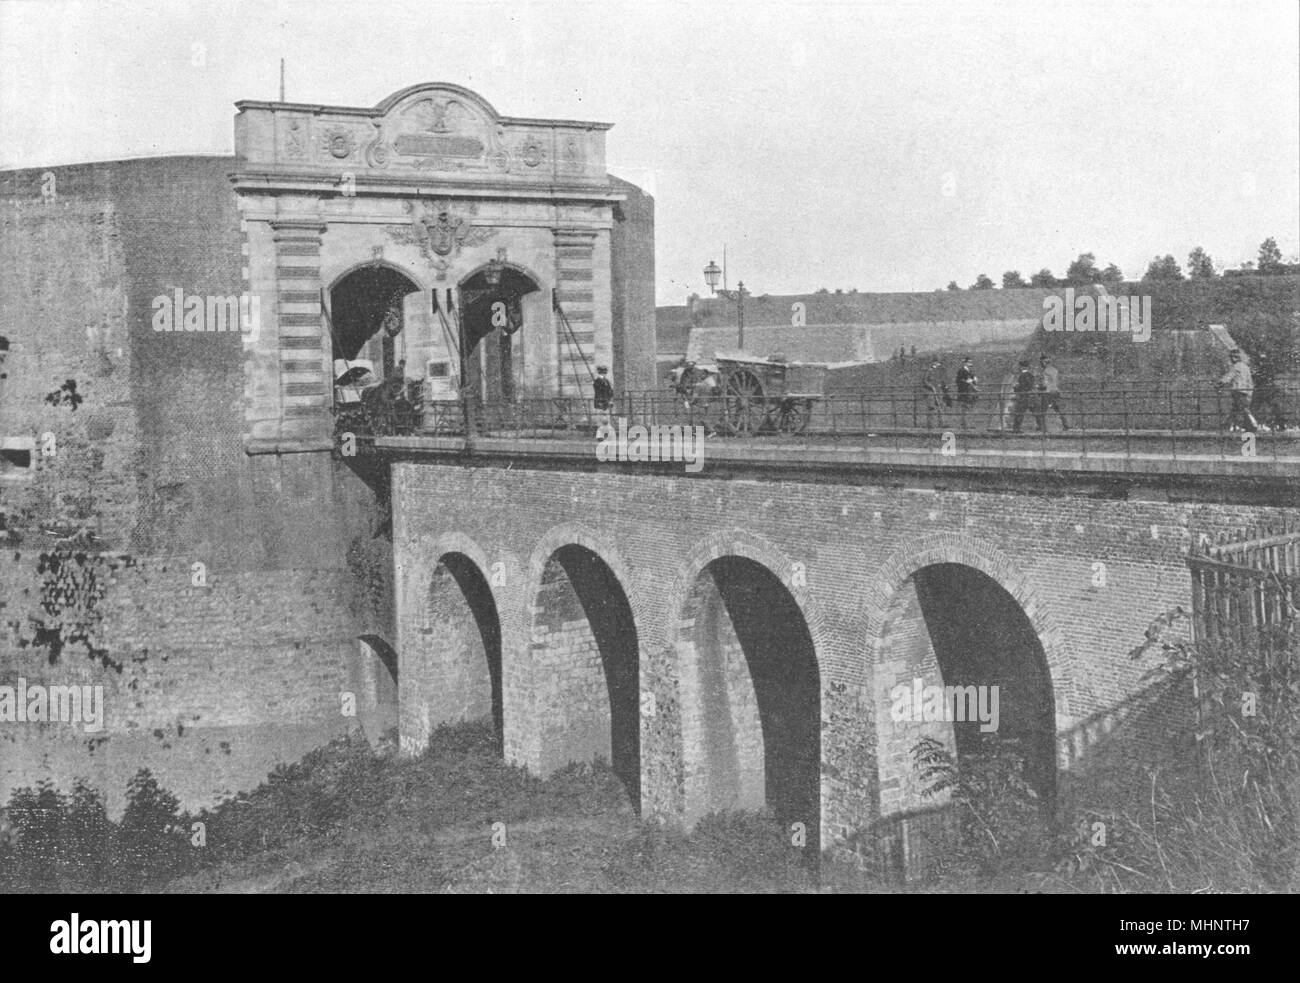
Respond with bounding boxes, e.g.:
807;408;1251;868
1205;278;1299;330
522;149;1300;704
912;735;1051;877
114;770;193;888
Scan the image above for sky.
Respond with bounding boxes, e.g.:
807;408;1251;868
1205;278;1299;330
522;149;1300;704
2;0;1297;305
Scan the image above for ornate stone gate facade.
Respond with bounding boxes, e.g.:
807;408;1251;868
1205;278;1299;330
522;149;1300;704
234;82;649;453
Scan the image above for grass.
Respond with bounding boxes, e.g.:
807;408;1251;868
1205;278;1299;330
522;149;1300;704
3;717;1295;893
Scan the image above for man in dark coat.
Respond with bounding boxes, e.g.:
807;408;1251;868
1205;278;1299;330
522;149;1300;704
1012;359;1037;433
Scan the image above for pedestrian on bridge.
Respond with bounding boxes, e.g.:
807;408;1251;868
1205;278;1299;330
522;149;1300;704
1011;360;1037;433
1036;355;1070;431
1217;349;1257;433
921;358;947;428
955;355;979;429
593;365;614;431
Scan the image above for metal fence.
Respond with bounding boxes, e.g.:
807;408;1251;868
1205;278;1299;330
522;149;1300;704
343;380;1300;461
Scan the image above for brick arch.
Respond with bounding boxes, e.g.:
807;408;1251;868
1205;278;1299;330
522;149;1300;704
520;522;642;803
861;531;1072;713
522;522;640;627
396;531;505;753
399;530;500;627
663;528;832;662
665;528;824;855
863;531;1071;836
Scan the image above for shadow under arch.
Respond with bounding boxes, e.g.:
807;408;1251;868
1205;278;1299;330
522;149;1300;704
328;258;429;295
358;633;399;684
530;543;640;808
457;261;543;405
412;550;504;749
677;554;822;854
329;263;423;381
872;561;1059;878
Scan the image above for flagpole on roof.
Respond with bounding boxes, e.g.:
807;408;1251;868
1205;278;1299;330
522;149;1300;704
280;59;286;102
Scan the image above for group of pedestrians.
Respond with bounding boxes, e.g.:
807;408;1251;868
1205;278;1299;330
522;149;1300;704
920;354;1068;431
915;346;1279;434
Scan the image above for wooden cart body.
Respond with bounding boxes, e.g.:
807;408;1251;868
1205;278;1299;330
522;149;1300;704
714;351;829;434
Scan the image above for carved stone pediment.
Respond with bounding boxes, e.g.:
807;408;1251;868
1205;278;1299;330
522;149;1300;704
363;86;510;174
236;82;613;184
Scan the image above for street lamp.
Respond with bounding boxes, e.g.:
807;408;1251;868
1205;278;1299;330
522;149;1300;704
703;260;721;293
703;260;747;351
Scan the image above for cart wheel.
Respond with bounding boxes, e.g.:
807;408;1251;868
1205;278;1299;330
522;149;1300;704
776;397;808;433
724;369;767;435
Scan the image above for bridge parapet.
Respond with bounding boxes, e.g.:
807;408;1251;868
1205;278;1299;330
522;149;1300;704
343;382;1300;494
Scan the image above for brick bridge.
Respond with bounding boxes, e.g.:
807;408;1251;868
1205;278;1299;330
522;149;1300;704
366;429;1299;865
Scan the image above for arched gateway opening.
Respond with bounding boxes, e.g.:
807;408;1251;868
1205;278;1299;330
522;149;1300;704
530;545;640;807
404;552;504;750
874;563;1057;872
458;264;541;404
677;557;821;852
329;265;422;382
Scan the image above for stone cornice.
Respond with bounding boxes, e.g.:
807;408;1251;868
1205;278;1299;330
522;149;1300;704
235;82;614;131
230;171;625;204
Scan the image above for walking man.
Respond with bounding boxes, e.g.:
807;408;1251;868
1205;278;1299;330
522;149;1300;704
921;358;947;428
955;355;979;429
1037;354;1069;430
1217;349;1257;433
1011;359;1037;432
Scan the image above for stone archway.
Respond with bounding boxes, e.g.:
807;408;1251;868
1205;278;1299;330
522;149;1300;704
458;262;543;404
400;550;503;753
329;264;423;383
527;542;641;806
865;534;1068;875
674;551;822;853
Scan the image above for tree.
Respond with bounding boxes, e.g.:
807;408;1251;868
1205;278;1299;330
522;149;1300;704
1029;268;1057;287
1002;270;1026;289
1187;246;1216;279
971;273;995;290
946;281;961;292
1100;263;1124;285
1065;252;1102;285
1142;255;1184;282
1258;237;1283;274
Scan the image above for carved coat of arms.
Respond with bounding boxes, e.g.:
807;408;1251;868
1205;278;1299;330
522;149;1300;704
389;201;494;260
426;211;463;256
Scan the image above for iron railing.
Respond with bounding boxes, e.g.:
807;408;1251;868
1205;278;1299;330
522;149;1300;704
339;381;1300;462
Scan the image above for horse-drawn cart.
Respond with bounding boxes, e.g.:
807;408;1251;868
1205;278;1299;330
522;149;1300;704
715;351;828;435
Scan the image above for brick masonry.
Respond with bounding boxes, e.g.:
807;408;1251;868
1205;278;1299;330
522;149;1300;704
0;159;396;815
391;458;1295;854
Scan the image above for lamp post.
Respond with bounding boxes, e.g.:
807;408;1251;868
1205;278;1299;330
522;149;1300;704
703;259;747;351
